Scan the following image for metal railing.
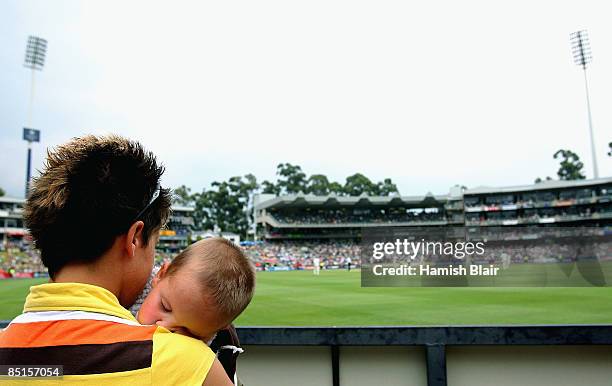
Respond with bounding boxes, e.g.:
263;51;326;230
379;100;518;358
3;321;612;386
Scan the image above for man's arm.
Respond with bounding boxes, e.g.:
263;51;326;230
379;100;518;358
209;324;242;383
203;358;234;386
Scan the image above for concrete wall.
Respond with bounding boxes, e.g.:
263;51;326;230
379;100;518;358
447;346;612;386
237;345;612;386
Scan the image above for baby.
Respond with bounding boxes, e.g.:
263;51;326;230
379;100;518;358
130;237;256;343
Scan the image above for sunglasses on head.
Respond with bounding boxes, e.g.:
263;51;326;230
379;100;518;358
133;184;162;222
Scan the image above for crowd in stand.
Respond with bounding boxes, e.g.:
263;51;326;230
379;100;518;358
271;209;446;225
1;240;363;275
3;237;611;275
472;241;612;264
465;206;612;225
242;240;361;270
270;205;611;226
0;242;47;276
0;242;176;277
463;187;612;210
241;238;611;269
370;240;612;265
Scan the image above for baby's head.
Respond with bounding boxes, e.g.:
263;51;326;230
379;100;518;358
137;237;255;341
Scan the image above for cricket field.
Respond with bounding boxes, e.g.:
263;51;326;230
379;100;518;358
1;271;612;326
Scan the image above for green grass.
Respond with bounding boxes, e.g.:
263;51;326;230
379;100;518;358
235;270;612;326
2;273;612;326
0;278;48;320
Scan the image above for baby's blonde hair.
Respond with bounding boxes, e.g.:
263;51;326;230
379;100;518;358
166;237;256;322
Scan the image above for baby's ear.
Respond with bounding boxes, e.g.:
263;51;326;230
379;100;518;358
153;262;170;286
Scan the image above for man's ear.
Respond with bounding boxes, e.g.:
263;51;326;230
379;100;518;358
153;261;170;286
125;220;145;258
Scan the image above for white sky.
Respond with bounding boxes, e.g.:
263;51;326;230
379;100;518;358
1;0;610;198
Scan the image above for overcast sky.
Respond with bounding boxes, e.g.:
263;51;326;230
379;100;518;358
1;0;610;198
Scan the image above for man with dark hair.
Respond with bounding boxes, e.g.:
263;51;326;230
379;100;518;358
0;135;232;385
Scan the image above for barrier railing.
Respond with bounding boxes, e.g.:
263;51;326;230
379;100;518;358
3;322;612;386
235;325;612;386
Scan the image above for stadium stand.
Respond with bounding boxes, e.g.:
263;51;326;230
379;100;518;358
247;177;612;272
157;205;195;252
255;177;612;241
0;197;45;277
1;177;611;275
0;197;27;245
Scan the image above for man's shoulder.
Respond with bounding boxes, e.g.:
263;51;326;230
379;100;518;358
152;327;213;355
151;327;215;385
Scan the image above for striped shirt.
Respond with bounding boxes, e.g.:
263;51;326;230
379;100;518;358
0;282;215;385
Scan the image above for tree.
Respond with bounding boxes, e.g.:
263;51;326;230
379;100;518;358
176;164;403;236
328;181;344;195
0;187;4;197
231;173;259;237
173;185;194;206
343;173;378;196
376;178;399;196
192;189;213;232
608;141;611;157
534;176;553;184
306;174;331;196
192;174;259;238
554;149;586;180
261;180;280;195
256;163;401;197
276;163;307;194
198;181;242;235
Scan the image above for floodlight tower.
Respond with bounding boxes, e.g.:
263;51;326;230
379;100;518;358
23;36;47;196
570;30;598;179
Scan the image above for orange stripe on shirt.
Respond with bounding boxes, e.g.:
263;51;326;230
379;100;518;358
0;319;157;348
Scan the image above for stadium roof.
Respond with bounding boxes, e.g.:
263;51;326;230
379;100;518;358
254;177;612;209
464;176;612;196
254;193;449;210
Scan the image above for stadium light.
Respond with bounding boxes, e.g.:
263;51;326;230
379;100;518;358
569;30;598;179
23;36;47;196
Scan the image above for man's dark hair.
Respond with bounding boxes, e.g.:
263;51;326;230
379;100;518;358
24;135;172;278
